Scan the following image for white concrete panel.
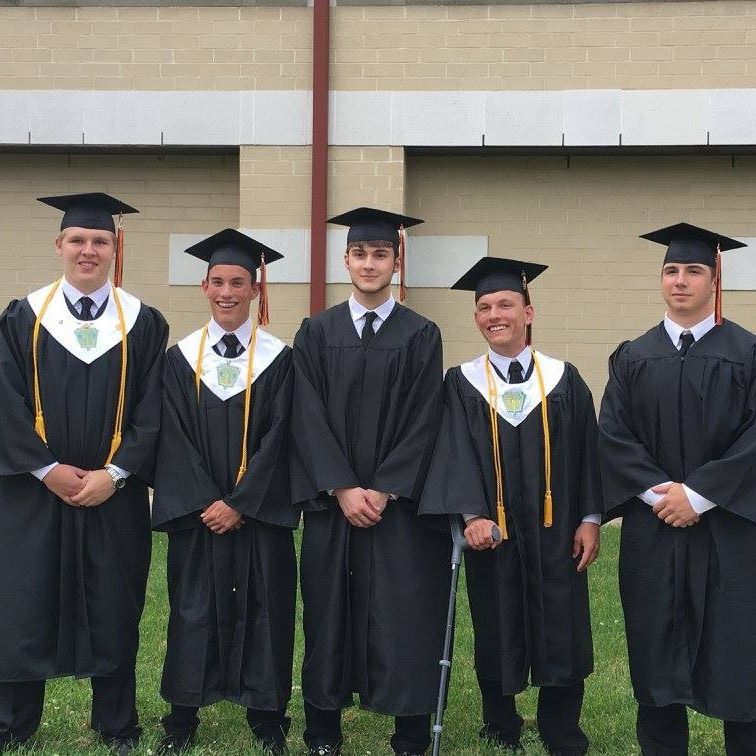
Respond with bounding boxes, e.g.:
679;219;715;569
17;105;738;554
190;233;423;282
722;238;756;290
28;90;84;145
169;233;208;286
392;91;484;147
709;90;756;146
326;229;350;284
329;91;392;146
621;90;709;146
485;91;564;147
563;90;621;147
82;91;162;146
253;91;311;146
406;235;488;287
161;92;240;145
0;91;30;143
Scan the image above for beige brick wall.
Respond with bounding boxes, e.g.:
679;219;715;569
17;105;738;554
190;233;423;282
406;153;756;400
0;152;239;343
5;2;756;91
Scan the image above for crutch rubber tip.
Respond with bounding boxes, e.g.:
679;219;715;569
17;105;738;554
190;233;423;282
439;659;451;667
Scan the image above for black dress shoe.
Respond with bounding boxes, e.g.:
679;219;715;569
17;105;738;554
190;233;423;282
479;723;521;750
157;733;195;754
106;738;139;756
307;745;342;756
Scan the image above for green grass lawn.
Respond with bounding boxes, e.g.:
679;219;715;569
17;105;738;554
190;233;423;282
21;527;725;754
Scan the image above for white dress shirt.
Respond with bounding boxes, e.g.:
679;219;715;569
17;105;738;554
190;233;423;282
637;313;717;515
349;294;395;338
207;316;253;356
32;278;129;483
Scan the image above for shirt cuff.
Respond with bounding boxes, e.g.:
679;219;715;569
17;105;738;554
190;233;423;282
638;482;673;506
581;514;601;525
682;484;716;514
31;462;58;481
106;464;130;479
463;513;482;523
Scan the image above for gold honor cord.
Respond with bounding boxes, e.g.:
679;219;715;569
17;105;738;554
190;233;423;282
195;324;258;485
484;350;554;538
32;278;128;464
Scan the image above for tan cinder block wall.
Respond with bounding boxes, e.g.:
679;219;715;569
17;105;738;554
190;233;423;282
0;152;239;343
239;144;408;339
406;153;756;400
5;2;756;91
0;5;311;90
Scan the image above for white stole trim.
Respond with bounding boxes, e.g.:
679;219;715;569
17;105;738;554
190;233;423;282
27;282;141;365
461;351;565;428
177;324;287;401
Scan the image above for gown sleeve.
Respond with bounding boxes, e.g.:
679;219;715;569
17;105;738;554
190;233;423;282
370;321;443;503
418;368;490;519
0;300;58;476
289;318;359;506
598;341;672;520
225;348;298;528
151;346;223;531
683;343;756;524
109;306;169;485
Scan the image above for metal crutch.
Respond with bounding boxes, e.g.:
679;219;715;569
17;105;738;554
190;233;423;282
431;517;501;756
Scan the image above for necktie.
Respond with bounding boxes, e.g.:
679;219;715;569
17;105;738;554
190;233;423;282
362;311;378;348
508;360;524;384
78;296;95;321
221;333;243;358
679;332;695;357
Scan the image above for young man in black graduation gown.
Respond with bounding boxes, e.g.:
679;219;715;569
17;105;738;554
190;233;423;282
0;193;168;753
290;208;449;756
420;258;602;756
151;229;297;755
598;223;756;756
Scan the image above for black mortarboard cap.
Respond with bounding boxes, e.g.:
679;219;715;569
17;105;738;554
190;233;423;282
38;192;138;234
451;257;548;301
640;222;746;267
184;228;284;277
327;207;423;247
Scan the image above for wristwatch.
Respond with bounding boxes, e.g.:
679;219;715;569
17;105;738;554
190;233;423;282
104;465;126;491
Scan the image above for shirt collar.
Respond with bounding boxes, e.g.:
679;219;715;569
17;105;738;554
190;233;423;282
348;293;396;324
487;345;532;381
62;278;112;309
208;317;253;348
664;312;716;347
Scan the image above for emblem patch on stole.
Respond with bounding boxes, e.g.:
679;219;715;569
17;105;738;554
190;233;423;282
217;362;241;389
74;324;98;350
501;389;526;415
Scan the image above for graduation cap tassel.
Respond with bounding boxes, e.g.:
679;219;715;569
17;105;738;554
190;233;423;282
113;213;124;288
522;272;532;346
398;224;407;303
714;242;723;326
257;251;270;326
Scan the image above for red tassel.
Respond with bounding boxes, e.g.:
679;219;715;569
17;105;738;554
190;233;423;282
114;215;124;288
714;242;722;326
398;225;406;303
257;252;270;326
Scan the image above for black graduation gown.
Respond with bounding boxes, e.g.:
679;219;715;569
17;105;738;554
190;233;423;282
152;340;297;711
0;293;167;682
420;360;599;695
598;320;756;722
290;302;449;716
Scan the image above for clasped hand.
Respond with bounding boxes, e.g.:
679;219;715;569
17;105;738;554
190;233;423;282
334;487;389;528
651;482;699;527
43;465;115;508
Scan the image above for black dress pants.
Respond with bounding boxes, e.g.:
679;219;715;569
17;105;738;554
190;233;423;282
637;704;756;756
162;703;290;744
303;702;431;754
0;673;140;746
479;678;588;754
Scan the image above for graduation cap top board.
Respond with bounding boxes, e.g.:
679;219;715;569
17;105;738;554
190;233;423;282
327;207;424;301
450;256;548;302
38;192;139;287
184;228;285;326
640;222;747;325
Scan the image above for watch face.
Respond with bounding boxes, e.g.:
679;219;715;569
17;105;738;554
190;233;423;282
115;477;126;489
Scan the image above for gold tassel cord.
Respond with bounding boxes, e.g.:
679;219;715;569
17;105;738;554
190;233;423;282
194;323;258;485
531;349;553;527
33;278;128;466
484;357;508;540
